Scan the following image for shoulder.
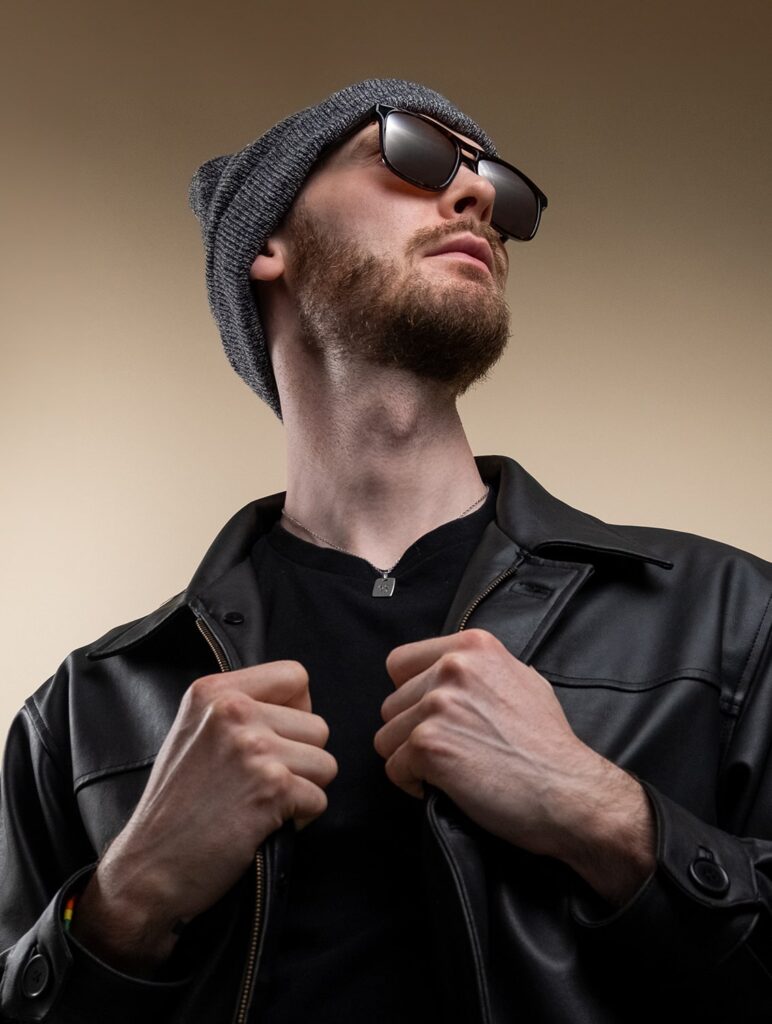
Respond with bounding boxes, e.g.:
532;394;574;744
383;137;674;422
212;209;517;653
605;522;772;692
23;593;206;785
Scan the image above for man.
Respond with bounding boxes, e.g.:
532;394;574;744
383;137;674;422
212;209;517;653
1;78;771;1023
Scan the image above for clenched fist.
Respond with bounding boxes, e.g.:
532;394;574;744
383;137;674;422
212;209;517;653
72;659;337;974
374;629;654;905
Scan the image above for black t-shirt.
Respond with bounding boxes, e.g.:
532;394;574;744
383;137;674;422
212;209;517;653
248;486;497;1023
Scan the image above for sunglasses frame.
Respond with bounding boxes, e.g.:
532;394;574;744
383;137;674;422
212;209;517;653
370;103;548;242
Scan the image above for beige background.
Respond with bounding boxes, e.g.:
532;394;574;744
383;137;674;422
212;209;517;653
2;0;770;747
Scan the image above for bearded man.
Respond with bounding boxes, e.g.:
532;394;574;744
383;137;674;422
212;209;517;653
2;79;771;1024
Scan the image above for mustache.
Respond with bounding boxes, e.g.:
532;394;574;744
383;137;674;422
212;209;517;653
406;218;509;279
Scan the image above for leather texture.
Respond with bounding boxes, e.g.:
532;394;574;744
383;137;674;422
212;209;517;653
2;455;772;1023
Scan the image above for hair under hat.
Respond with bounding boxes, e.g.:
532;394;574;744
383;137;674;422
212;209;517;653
189;79;496;419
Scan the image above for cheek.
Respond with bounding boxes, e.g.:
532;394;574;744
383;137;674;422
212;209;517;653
300;173;432;260
347;206;426;261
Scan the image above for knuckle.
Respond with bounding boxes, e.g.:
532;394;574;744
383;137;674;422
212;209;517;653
322;753;339;784
310;714;330;746
384;647;400;673
187;674;219;707
258;761;292;801
461;627;492;649
310;787;328;816
235;727;273;760
437;652;465;682
279;659;310;688
384;757;400;786
410;721;444;757
208;692;250;727
372;730;386;758
423;687;454;716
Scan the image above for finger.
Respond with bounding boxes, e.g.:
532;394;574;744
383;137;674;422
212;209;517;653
200;660;312;712
253;702;330;748
385;634;468;688
383;744;425;801
271;735;339;789
291;776;331;830
380;665;431;723
374;701;425;760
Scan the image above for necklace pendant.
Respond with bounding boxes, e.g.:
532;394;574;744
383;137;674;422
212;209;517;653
372;575;396;598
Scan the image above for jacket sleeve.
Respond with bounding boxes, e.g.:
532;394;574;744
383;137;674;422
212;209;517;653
570;603;772;1018
0;697;189;1023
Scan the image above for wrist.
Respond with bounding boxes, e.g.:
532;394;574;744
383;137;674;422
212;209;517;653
548;753;656;906
70;865;181;977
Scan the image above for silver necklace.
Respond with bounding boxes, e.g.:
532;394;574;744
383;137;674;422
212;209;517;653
281;485;490;598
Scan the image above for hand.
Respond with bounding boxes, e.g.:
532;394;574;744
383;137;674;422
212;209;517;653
72;660;337;972
374;629;654;902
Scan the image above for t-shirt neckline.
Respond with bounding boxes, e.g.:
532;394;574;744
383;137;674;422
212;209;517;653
263;484;497;581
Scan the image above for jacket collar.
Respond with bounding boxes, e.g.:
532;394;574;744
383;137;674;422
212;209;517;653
479;455;672;569
88;494;285;660
88;455;671;659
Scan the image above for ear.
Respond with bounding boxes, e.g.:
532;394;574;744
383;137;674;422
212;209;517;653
249;237;286;282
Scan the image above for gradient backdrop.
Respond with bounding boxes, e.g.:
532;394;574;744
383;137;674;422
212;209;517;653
2;0;770;745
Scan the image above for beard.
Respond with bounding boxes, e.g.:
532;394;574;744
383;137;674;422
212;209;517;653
283;205;511;398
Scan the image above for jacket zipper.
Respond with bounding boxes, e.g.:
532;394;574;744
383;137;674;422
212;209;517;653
195;555;522;1024
233;856;265;1024
426;553;524;1024
195;616;265;1024
455;554;523;632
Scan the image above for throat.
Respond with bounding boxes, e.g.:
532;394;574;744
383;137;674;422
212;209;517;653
279;383;488;585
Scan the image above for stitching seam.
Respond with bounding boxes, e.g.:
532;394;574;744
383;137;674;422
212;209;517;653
74;754;157;790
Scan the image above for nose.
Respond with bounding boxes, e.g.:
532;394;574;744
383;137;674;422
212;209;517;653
436;159;496;229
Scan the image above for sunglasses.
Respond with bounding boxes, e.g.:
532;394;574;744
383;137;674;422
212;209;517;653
368;104;548;242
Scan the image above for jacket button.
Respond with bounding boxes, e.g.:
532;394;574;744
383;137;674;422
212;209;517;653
21;952;51;999
223;611;244;625
688;857;730;896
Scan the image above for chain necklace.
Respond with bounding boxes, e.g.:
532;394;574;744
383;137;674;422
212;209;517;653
281;485;490;598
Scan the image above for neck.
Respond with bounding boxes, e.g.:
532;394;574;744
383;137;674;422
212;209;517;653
277;358;486;570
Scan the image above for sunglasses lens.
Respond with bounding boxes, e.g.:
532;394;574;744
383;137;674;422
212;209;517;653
382;110;458;188
478;160;540;241
379;108;544;241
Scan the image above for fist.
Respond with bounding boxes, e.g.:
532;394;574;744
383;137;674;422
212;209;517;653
74;659;337;969
374;628;594;854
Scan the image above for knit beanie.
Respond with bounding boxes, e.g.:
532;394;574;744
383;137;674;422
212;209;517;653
189;78;497;419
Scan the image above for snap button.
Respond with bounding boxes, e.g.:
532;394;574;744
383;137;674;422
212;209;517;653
223;611;244;625
21;952;51;999
688;857;730;896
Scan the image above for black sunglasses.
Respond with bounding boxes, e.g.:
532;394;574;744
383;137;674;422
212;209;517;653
369;103;548;242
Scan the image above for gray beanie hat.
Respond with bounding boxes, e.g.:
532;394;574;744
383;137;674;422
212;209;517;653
188;78;497;419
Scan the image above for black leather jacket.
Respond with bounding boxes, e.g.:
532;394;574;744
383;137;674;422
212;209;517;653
3;455;772;1023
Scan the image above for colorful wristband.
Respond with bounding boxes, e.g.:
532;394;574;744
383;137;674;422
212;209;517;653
63;894;77;932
